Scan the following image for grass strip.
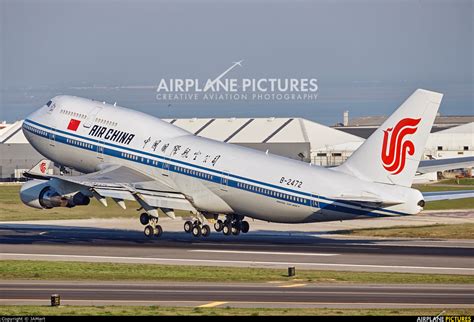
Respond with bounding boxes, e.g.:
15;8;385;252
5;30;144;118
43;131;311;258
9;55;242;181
0;260;472;284
334;223;474;239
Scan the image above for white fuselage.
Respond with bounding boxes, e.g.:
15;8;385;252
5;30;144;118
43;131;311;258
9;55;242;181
22;96;423;223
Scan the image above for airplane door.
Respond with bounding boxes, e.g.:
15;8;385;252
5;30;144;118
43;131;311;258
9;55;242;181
96;139;104;161
311;194;319;211
159;142;172;177
161;156;171;177
48;126;56;147
220;170;230;192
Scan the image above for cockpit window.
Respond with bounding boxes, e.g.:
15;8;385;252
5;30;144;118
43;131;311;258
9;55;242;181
46;100;53;107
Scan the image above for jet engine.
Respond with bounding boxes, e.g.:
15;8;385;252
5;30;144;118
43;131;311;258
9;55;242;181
20;179;90;209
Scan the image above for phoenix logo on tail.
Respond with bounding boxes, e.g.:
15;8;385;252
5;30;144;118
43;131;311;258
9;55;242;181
39;162;47;174
381;118;421;175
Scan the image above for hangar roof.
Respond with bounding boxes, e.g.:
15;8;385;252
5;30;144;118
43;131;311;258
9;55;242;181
164;117;363;150
435;122;473;134
0;121;27;144
345;115;474;127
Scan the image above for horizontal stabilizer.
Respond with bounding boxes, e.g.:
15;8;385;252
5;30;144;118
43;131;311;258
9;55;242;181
332;193;404;206
418;156;474;174
423;190;474;201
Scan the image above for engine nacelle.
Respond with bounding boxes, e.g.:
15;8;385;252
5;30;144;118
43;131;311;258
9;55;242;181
20;179;90;209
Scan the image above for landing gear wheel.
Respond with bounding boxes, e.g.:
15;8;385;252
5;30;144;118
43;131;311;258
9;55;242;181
154;225;163;237
214;220;224;232
192;225;202;237
223;223;232;236
184;221;193;233
234;221;242;231
241;221;250;234
232;225;241;236
140;213;150;225
144;225;154;238
202;224;211;237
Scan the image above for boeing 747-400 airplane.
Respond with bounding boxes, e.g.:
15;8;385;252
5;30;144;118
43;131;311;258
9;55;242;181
19;89;473;237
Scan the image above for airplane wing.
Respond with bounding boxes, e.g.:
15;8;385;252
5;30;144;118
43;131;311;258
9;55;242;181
422;190;474;201
23;160;197;217
417;156;474;174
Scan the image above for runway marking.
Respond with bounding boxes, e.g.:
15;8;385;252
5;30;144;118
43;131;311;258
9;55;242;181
279;284;307;288
198;301;228;308
1;253;473;273
192;242;379;250
189;250;338;256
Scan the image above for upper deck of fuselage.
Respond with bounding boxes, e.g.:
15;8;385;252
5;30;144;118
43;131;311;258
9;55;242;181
25;95;191;141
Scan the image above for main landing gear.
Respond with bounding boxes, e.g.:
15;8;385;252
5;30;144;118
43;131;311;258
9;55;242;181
214;216;249;236
140;213;163;238
184;220;211;238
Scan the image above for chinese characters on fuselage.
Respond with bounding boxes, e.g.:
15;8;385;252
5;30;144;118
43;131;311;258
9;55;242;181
89;123;221;167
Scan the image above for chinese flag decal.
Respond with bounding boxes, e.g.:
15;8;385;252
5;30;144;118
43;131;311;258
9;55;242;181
67;119;81;131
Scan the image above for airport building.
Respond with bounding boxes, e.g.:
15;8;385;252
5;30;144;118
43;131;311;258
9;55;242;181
335;112;474;138
0;115;472;181
0;121;49;180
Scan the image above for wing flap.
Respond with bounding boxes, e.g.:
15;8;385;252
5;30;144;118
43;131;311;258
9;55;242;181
59;164;155;186
94;188;135;201
139;193;196;211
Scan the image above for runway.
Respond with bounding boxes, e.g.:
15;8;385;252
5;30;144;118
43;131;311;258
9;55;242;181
1;220;473;275
1;281;473;308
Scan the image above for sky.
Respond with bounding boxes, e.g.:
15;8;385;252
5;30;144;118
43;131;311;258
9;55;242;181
1;0;472;124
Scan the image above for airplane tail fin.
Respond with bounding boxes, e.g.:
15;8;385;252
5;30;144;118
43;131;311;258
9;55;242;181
27;159;52;176
335;89;443;187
